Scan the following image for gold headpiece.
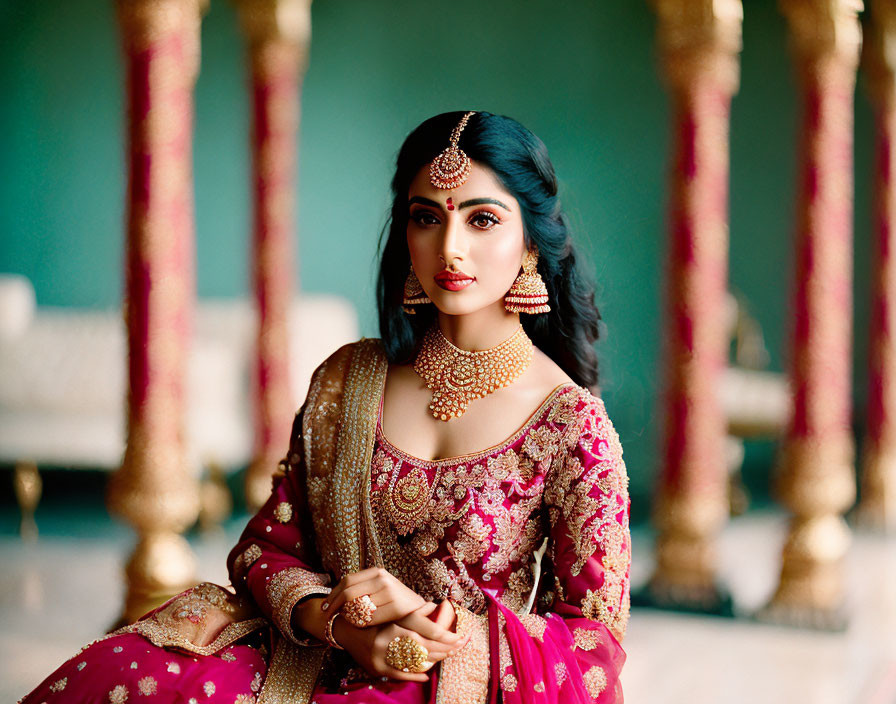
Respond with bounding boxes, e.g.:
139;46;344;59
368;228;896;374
429;111;476;189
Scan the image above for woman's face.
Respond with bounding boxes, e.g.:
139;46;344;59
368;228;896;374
406;160;527;317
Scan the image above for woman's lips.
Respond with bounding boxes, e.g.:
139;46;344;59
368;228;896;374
434;272;474;291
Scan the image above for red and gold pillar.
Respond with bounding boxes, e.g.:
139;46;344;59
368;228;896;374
647;0;743;611
236;0;312;511
859;0;896;534
108;0;205;624
237;0;311;510
762;0;863;627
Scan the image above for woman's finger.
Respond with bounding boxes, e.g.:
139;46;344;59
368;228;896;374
322;577;383;613
383;666;430;683
320;568;386;611
363;594;443;628
398;610;463;645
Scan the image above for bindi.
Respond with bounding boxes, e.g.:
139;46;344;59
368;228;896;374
446;197;455;211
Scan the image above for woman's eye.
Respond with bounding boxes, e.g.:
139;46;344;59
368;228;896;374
410;211;440;226
469;212;500;229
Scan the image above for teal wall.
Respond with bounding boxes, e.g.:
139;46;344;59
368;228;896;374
0;0;874;506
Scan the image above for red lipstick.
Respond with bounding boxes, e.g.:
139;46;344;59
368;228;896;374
434;269;474;291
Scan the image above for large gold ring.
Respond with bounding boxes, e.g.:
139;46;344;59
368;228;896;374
342;594;377;628
384;635;429;673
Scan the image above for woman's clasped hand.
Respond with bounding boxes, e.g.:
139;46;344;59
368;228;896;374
301;567;472;682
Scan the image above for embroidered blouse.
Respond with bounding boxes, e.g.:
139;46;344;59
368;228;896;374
228;381;630;703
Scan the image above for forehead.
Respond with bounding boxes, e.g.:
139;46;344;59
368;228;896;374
407;160;516;204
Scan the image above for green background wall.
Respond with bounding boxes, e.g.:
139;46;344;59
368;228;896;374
0;0;874;508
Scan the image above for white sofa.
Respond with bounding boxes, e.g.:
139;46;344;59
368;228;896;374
0;274;359;474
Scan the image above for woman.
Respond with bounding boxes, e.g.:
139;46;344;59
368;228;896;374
21;111;630;704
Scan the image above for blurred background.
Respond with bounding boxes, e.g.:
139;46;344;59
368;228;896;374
1;0;892;702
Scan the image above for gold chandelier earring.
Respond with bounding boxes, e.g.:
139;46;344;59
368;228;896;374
505;248;550;314
402;264;431;314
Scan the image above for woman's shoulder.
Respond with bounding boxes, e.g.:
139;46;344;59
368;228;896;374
310;337;386;379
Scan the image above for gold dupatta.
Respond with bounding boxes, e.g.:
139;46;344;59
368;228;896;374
259;338;388;703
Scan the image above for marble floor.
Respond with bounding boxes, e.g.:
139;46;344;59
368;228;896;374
1;509;894;704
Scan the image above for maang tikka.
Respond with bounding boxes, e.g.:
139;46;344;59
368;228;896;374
430;111;476;189
505;248;551;314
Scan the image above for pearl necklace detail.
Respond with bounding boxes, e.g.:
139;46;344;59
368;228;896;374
413;324;534;421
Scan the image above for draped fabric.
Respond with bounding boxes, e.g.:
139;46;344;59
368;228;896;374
21;338;629;704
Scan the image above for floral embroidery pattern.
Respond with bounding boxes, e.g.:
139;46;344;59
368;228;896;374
274;502;293;524
583;665;608;697
137;676;157;695
555;660;568;687
573;626;604;651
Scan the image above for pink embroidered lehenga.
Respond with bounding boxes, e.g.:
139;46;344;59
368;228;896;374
21;338;630;703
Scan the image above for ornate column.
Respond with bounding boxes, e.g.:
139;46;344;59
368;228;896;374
761;0;863;627
108;0;205;624
236;0;312;510
646;0;743;612
859;0;896;534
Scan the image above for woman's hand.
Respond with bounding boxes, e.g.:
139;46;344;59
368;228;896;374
322;567;455;633
331;599;470;683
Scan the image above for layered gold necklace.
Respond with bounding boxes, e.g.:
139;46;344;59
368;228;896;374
413;324;534;421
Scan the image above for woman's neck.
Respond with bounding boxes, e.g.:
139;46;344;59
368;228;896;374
436;304;522;351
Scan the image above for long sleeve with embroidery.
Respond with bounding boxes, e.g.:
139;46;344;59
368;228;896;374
446;391;630;704
226;405;334;645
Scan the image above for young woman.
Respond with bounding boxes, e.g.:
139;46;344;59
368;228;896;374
21;111;630;704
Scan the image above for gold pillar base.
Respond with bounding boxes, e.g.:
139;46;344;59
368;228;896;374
855;449;896;534
245;455;276;512
118;531;198;626
758;514;851;630
13;460;41;542
644;492;732;613
646;535;733;613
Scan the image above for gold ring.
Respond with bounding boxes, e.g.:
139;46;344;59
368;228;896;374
342;594;377;628
384;635;429;673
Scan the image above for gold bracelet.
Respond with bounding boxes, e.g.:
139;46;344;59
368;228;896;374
325;610;345;650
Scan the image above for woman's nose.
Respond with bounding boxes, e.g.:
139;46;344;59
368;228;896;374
439;217;465;267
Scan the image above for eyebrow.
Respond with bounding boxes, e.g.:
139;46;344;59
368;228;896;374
408;196;512;212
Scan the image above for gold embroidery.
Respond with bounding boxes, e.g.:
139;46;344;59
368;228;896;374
331;339;388;574
583;665;607;697
234;544;263;582
519;613;548;642
274;502;293;523
502;566;534;612
451;513;492;564
385;466;437;534
203;681;216;696
555;660;568;687
435;602;489;704
109;684;128;703
256;638;326;704
137;676;157;695
545;395;631;639
534;680;545;692
49;678;67;692
497;611;517;692
573;626;603;651
522;424;562;461
266;567;332;644
116;616;268;657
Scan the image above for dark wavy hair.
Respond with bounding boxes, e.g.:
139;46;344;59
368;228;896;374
376;111;601;388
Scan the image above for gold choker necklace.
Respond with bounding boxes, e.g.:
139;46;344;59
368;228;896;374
413;324;534;421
